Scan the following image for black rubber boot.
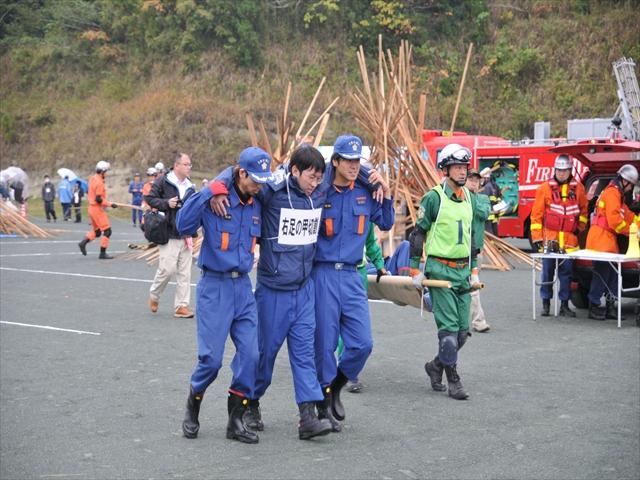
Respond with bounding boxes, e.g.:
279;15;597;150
298;403;332;440
329;368;348;421
316;386;342;432
99;247;113;260
226;393;259;444
559;300;576;318
605;299;625;320
424;356;447;392
182;387;203;439
588;302;606;320
78;238;89;256
444;364;469;400
244;399;264;432
541;299;551;317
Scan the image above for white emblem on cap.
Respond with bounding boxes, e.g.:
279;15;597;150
351;142;358;151
259;158;268;171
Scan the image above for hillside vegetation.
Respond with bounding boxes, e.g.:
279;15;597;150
1;0;639;190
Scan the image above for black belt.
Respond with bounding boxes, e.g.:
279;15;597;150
316;262;357;271
202;269;246;279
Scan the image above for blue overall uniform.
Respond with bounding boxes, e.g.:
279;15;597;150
128;180;144;224
313;175;394;387
176;181;262;398
215;167;328;405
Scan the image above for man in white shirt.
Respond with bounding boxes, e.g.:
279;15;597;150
145;152;197;318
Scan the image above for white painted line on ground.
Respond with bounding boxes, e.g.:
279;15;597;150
1;251;126;257
0;239;135;244
0;267;393;304
0;321;101;336
0;266;196;286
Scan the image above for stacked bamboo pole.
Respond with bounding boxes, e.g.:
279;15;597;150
246;78;339;166
118;235;203;265
350;37;536;271
0;201;53;238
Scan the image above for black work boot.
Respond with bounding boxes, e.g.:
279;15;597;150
588;302;606;320
226;393;259;444
424;356;446;392
444;364;469;400
541;299;551;317
244;399;264;432
329;368;348;421
605;299;624;320
298;403;332;440
182;387;203;439
316;386;342;432
559;300;576;318
99;247;113;260
78;238;89;256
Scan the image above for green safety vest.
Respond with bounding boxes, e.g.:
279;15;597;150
425;185;472;259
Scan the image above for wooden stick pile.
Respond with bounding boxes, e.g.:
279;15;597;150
118;236;203;265
350;37;536;271
0;201;53;238
246;77;340;166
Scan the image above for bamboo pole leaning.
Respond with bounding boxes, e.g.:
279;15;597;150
0;201;53;238
349;38;533;271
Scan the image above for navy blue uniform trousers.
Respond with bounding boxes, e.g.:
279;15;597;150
254;280;323;405
189;272;259;397
312;263;373;387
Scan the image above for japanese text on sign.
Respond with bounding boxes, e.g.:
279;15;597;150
277;208;323;245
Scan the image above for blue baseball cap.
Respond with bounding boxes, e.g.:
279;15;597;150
239;147;273;184
333;134;363;160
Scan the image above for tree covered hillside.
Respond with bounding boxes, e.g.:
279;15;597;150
1;0;639;179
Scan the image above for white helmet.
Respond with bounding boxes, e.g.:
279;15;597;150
617;164;639;185
554;154;572;170
154;162;165;173
146;167;157;176
96;160;111;173
437;143;471;170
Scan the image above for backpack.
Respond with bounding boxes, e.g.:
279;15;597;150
143;210;169;245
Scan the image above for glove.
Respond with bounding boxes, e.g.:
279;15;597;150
111;203;117;209
376;268;388;283
95;195;103;204
532;240;543;253
470;267;480;285
411;271;425;290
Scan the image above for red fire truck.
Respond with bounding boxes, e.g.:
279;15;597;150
421;129;592;243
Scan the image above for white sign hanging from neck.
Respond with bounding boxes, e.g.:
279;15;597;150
277;208;323;245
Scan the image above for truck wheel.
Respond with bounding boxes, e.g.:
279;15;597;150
571;285;589;309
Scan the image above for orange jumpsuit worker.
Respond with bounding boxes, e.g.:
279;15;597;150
141;167;157;210
586;164;640;320
78;161;117;259
530;154;588;317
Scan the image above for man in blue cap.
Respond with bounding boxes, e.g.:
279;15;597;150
176;146;272;444
312;134;395;427
208;144;333;441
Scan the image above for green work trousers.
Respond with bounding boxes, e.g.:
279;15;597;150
425;257;471;333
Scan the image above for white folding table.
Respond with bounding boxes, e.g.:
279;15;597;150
531;250;640;328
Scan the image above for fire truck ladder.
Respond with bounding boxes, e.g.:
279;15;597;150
613;57;640;140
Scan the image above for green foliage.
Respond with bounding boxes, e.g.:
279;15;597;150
1;0;639;173
0;111;19;143
102;73;136;102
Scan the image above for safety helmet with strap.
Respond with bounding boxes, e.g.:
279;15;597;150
617;164;639;185
96;160;111;173
554;154;572;170
437;143;471;170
